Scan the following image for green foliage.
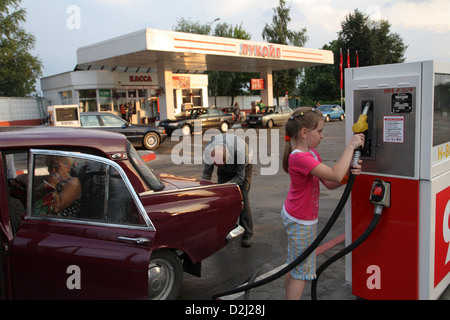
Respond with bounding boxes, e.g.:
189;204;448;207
0;0;42;97
262;0;308;103
299;9;407;103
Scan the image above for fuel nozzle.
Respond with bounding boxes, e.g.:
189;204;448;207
370;179;391;215
352;102;371;134
351;101;372;168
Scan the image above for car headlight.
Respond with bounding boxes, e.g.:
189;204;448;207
258;117;262;120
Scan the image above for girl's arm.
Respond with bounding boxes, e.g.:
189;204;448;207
321;160;363;190
310;134;365;184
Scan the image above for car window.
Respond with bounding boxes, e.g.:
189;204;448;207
197;109;208;118
28;151;151;228
4;152;28;235
275;107;282;113
127;142;165;191
100;115;126;127
81;115;100;127
208;109;219;117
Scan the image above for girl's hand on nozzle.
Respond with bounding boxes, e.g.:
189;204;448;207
349;133;365;150
350;160;363;176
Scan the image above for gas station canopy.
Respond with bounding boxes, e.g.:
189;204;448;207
76;28;333;74
75;28;333;119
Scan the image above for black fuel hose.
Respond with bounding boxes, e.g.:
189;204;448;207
211;173;357;300
311;211;381;300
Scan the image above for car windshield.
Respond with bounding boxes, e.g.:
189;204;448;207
127;142;165;191
318;105;333;112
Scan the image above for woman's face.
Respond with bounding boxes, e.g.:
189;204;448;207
48;160;70;179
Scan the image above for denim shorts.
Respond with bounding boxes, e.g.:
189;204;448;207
281;209;317;280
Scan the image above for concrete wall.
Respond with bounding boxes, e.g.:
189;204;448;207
0;97;46;126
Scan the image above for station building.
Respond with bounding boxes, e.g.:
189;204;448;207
41;28;333;123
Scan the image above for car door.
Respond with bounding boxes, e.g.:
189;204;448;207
273;106;284;125
9;150;156;299
206;109;221;129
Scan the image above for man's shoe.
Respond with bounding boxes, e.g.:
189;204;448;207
241;237;252;248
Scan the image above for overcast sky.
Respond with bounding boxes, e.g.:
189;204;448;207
21;0;450;79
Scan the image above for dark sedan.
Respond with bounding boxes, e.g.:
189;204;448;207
158;107;234;136
80;112;167;150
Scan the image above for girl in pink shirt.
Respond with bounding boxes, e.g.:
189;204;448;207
282;107;365;300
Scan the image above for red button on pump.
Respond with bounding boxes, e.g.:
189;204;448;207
373;186;383;196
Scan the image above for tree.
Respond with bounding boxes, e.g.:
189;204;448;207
299;41;339;104
298;9;408;104
262;0;308;103
336;9;407;68
0;0;42;97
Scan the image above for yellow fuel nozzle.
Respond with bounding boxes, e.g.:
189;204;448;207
352;102;371;134
352;114;368;133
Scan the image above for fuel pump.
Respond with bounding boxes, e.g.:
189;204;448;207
345;61;450;300
311;179;390;300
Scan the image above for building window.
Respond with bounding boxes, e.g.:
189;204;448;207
182;89;203;107
99;89;113;112
59;91;73;105
79;89;97;112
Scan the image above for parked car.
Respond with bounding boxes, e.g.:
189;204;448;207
245;106;293;128
158;107;234;136
0;126;243;300
317;105;345;122
80;112;167;150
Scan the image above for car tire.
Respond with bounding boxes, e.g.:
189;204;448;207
143;132;160;150
266;119;274;128
148;250;183;300
220;121;229;133
181;124;191;136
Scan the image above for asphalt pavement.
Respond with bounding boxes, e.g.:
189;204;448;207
149;119;449;301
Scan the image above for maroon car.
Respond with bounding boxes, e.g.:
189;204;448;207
0;126;243;299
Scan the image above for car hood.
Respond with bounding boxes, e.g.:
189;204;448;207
157;173;214;191
247;113;265;117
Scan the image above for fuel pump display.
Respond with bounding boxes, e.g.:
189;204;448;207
345;61;450;300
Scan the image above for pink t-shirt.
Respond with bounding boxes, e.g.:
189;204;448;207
284;149;322;222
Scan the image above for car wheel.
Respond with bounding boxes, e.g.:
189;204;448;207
143;132;160;150
148;250;183;300
266;119;274;128
340;114;345;121
325;115;330;122
181;124;191;136
220;121;229;133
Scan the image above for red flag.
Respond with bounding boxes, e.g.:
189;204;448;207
356;50;360;67
347;49;350;68
340;48;343;89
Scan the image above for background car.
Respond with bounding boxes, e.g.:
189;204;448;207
158;107;234;135
245;105;293;128
80;112;167;150
1;127;243;300
317;104;345;122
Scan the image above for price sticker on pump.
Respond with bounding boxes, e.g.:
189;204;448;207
383;116;404;143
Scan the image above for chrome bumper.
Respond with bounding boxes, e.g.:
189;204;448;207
226;225;245;242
